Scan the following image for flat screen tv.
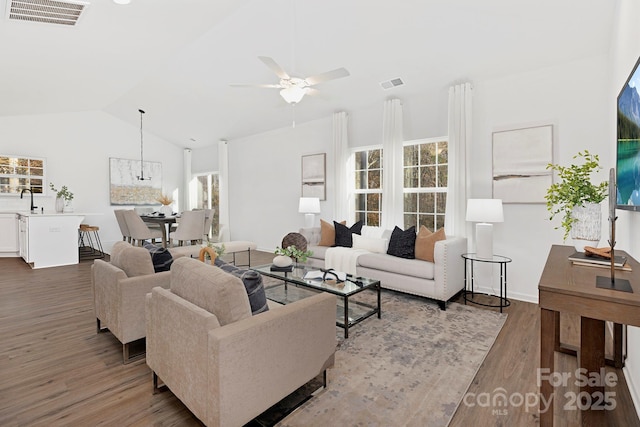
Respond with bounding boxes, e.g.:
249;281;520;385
617;55;640;211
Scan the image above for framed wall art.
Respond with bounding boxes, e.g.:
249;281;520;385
301;153;326;200
109;157;162;205
492;124;553;204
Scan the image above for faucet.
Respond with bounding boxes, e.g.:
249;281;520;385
20;188;37;213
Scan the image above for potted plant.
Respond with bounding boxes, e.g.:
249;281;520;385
156;194;174;216
274;245;313;267
49;183;74;213
544;150;608;250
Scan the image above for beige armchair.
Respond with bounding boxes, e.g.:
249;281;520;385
146;257;336;427
92;241;175;363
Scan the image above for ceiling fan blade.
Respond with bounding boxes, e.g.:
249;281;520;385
258;56;290;80
305;67;350;86
230;83;283;89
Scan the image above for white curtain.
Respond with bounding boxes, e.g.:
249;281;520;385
182;148;192;212
445;82;473;239
382;99;404;230
218;139;230;238
333;111;350;221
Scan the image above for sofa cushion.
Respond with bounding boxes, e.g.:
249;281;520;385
170;257;251;326
215;258;269;315
143;242;174;272
307;245;329;260
415;226;446;262
334;220;363;247
357;253;435;280
386;226;416;259
318;219;345;246
352;234;388;254
110;241;155;277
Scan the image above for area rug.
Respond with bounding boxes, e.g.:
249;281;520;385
274;290;507;427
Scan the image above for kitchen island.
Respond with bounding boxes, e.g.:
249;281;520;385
17;212;86;269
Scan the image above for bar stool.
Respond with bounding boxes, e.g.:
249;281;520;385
78;224;105;259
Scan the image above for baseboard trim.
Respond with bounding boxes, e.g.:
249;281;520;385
471;285;538;304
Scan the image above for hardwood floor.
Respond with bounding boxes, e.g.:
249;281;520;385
1;252;638;426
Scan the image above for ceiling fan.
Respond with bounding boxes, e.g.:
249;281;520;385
232;56;350;104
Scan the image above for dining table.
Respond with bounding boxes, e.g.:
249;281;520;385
140;214;177;248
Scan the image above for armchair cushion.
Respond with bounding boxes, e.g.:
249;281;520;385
215;259;269;315
170;257;251;326
143;242;174;272
110;241;154;277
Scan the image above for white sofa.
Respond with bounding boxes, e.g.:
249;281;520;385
299;227;467;310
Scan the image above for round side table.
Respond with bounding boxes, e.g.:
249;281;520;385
461;253;512;313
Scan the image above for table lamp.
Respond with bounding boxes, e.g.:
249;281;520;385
465;198;504;259
299;197;320;228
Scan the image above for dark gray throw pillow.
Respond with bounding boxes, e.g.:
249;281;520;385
216;258;269;315
143;242;174;272
387;226;417;259
334;220;363;247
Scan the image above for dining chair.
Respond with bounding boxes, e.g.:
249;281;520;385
122;209;164;247
202;208;214;242
114;209;131;243
169;210;206;246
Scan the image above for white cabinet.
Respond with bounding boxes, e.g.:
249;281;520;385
0;214;19;255
17;213;84;269
19;214;29;261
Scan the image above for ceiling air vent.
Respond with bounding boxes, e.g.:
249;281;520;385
380;78;405;90
7;0;89;26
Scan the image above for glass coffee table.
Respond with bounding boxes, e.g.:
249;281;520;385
252;264;381;338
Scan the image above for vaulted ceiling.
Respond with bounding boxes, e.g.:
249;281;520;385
0;0;615;148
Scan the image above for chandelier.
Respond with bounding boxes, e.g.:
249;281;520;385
136;108;151;181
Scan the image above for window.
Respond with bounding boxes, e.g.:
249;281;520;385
353;148;382;226
403;138;448;231
0;155;45;195
194;173;220;237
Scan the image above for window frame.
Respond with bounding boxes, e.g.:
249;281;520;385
0;154;47;196
402;137;448;231
351;145;383;226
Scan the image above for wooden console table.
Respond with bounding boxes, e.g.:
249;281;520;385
538;244;640;426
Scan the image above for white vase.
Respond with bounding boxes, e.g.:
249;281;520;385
160;205;173;216
570;202;601;252
273;255;293;268
55;197;64;213
63;200;74;213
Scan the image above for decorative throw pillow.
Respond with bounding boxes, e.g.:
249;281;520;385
334;220;363;247
318;219;346;246
386;225;417;259
352;233;388;254
143;242;174;272
216;259;269;315
415;226;446;262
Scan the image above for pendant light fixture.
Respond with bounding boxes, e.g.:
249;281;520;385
136;108;151;181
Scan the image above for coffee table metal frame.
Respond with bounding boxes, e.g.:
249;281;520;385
252;264;381;338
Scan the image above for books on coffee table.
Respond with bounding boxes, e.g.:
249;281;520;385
568;251;627;268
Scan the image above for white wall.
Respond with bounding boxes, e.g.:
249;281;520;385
225;116;333;250
0;110;184;253
473;54;611;302
611;0;640;415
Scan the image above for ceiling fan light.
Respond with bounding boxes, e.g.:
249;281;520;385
280;86;305;104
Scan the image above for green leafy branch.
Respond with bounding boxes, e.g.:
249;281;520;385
544;150;608;240
274;245;313;263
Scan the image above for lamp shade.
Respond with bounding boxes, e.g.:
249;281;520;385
298;197;320;214
280;86;306;104
465;199;504;223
